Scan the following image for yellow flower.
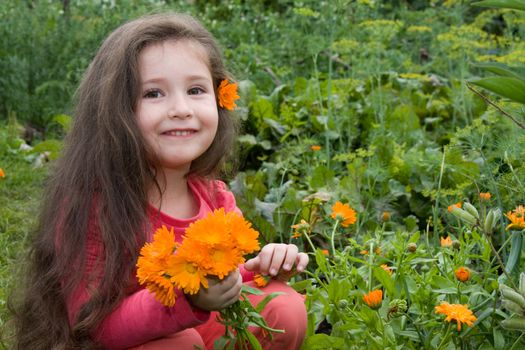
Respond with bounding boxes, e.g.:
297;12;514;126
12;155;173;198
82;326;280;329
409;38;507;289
440;236;453;247
505;205;525;231
166;253;208;295
218;80;240;110
479;192;491;201
363;289;383;310
330;201;357;227
455;267;470;282
254;274;271;288
448;202;462;212
435;302;477;331
310;145;321;151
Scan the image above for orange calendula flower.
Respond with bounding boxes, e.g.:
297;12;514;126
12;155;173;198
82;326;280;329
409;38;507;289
0;168;5;178
254;274;271;288
440;236;452;247
381;264;393;276
448;202;462;212
137;209;260;307
330;201;357;227
360;250;369;255
291;219;310;239
479;192;491;201
363;289;383;310
505;205;525;231
435;302;477;331
381;211;391;221
455;267;470;282
321;249;329;256
218;80;240;110
310;145;321;151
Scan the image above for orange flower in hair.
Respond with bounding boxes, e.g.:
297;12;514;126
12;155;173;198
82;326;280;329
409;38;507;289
363;289;383;310
218;80;240;110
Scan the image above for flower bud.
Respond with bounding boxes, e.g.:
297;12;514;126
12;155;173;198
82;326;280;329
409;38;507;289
407;243;417;253
450;206;477;225
501;317;525;330
483;209;495;234
502;300;525;315
338;299;349;309
388;299;408;318
501;284;525;309
452;240;461;250
463;202;480;220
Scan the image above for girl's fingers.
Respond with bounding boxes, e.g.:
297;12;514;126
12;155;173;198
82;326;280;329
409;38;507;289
295;252;309;272
267;244;287;276
282;244;298;271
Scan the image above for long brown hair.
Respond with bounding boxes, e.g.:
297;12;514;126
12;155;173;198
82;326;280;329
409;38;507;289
11;13;238;349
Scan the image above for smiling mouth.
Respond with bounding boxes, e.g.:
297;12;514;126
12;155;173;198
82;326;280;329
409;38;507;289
162;130;196;136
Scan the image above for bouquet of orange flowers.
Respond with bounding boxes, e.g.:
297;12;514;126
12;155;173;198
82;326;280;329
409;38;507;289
137;208;282;349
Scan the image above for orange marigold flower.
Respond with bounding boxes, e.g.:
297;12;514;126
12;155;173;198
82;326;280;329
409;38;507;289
310;145;321;151
330;201;357;227
455;267;470;282
505;205;525;231
363;289;383;310
360;250;369;255
166;253;208;295
254;274;271;288
448;202;462;212
381;264;393;276
291;219;310;239
218;80;240;110
435;302;477;331
0;168;5;178
145;278;177;307
479;192;491;201
137;226;176;283
381;211;391;221
440;236;452;247
321;249;329;256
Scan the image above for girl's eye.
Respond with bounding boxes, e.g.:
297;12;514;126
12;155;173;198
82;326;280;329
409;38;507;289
188;87;205;95
143;89;163;99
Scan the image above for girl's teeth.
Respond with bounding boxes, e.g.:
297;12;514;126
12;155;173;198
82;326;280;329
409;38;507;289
167;130;193;136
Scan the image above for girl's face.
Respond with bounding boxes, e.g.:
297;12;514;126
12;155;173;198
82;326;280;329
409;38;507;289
136;40;219;173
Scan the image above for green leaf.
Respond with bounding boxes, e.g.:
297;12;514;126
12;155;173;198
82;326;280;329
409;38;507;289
506;231;523;273
242;285;264;295
472;62;525;79
309;165;335;189
31;139;63;160
52;114;72;132
244;331;263;350
472;0;525;11
255;292;284;313
470;76;525;104
373;266;396;297
301;334;346;349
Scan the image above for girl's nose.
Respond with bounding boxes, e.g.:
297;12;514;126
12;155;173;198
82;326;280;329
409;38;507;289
167;93;193;119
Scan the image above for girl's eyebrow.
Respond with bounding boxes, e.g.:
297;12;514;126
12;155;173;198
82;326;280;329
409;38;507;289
141;75;212;85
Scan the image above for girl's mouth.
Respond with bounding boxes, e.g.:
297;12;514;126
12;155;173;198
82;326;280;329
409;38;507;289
162;129;196;136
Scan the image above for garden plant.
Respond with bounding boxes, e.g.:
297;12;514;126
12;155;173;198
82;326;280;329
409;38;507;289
1;0;525;349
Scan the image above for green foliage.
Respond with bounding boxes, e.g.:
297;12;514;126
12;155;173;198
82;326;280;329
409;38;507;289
1;0;525;349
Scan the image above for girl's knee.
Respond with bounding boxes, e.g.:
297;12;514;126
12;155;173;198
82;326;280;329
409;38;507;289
131;328;204;350
261;282;307;339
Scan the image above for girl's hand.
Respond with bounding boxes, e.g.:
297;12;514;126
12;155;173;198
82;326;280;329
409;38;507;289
187;269;242;311
244;243;309;280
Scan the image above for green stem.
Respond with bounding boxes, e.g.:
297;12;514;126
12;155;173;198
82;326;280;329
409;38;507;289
437;323;453;350
330;220;340;256
510;333;525;350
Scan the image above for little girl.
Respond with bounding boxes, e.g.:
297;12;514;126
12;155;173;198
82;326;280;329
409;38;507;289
13;13;308;350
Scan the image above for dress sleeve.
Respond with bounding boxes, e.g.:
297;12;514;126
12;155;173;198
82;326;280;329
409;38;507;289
66;219;210;349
